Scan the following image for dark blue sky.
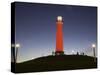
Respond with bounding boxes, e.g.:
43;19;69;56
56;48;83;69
15;2;97;62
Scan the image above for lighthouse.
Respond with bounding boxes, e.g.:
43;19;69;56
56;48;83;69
55;16;64;55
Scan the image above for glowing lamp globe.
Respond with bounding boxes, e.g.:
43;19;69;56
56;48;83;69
57;16;62;21
16;44;20;48
92;44;96;48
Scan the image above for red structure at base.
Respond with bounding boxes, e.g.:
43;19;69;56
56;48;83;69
55;16;64;55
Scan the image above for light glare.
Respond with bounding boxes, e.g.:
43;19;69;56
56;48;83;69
92;44;96;48
16;44;20;48
57;16;62;21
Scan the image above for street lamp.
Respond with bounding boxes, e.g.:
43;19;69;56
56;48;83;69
11;44;15;63
92;44;96;57
11;43;20;64
15;43;20;63
92;44;96;62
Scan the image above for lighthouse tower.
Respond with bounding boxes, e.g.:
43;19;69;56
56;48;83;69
55;16;64;55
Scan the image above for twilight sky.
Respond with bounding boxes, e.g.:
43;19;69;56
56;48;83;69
15;2;97;63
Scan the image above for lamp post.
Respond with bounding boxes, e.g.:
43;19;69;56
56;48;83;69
92;44;96;57
11;44;15;63
11;43;20;64
15;44;20;63
92;44;96;62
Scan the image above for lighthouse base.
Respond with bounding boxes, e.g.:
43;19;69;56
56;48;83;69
55;51;64;55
